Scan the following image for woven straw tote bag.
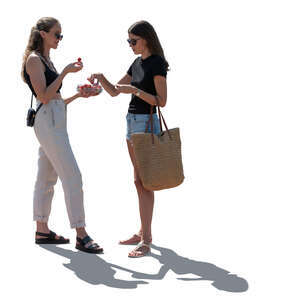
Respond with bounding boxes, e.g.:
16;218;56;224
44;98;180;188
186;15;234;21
131;100;184;191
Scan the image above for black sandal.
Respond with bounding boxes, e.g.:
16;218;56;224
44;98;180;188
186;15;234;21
35;230;70;244
76;235;103;254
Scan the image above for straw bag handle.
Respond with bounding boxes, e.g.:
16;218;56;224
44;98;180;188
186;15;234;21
145;96;172;144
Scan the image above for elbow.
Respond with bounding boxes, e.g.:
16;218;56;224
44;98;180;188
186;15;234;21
36;93;50;105
159;98;167;107
111;91;120;97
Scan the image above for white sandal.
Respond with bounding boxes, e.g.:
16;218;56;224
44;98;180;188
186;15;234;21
128;242;151;258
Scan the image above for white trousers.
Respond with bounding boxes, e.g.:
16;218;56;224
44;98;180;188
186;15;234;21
33;99;86;228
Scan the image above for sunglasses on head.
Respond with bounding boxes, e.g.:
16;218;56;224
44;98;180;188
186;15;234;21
127;38;140;46
54;32;63;40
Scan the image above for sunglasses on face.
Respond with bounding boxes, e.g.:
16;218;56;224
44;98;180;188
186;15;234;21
127;38;140;46
54;32;63;40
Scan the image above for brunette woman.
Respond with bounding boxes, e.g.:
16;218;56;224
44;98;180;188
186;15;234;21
22;17;103;254
89;20;168;257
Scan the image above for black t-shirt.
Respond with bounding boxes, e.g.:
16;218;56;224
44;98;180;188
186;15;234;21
127;54;167;114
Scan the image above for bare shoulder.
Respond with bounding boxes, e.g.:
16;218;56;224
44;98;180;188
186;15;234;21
26;53;43;73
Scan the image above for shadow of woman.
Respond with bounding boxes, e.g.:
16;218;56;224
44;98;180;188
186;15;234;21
110;244;249;293
39;245;148;289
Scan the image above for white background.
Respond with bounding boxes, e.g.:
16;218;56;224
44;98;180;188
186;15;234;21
1;0;300;299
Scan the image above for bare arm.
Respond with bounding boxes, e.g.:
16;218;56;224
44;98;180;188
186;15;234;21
63;93;80;105
26;55;67;104
89;73;132;97
63;88;99;105
115;75;167;107
137;75;167;107
26;54;84;105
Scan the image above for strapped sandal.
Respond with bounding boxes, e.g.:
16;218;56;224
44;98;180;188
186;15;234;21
76;235;103;254
128;242;151;258
35;230;70;244
119;234;142;245
119;234;152;245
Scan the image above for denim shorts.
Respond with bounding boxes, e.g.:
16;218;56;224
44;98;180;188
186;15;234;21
126;113;161;140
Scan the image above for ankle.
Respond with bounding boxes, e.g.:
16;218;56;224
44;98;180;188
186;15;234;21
36;222;49;233
141;235;152;244
76;227;87;238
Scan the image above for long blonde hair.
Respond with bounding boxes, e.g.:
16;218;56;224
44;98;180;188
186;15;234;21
21;17;59;82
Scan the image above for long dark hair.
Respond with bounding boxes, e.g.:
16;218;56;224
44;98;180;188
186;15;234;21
128;20;169;71
21;17;59;82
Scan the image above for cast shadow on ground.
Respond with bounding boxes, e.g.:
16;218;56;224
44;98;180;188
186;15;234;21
40;243;248;292
111;244;249;293
39;244;147;289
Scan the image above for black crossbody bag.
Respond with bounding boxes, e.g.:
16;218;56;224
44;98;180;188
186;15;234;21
26;93;43;127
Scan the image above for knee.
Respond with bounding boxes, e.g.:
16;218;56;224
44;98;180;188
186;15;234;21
134;177;143;188
65;172;83;191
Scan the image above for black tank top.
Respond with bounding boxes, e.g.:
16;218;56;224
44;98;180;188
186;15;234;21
24;55;62;97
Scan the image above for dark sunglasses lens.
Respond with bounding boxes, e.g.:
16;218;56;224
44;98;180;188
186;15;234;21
55;33;63;40
127;39;136;46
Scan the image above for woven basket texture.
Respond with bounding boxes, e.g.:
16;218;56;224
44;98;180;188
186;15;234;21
131;127;184;191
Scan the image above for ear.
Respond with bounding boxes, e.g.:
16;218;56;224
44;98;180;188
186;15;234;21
39;30;47;39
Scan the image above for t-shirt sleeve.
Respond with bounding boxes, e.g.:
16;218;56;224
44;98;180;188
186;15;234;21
127;64;132;76
127;59;137;76
151;56;167;78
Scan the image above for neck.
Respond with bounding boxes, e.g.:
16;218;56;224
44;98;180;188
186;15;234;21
42;46;50;60
141;49;151;60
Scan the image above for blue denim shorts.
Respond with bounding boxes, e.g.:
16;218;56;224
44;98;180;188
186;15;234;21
126;113;160;140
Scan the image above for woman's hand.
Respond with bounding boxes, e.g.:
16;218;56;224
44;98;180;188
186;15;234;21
63;61;83;75
88;73;104;84
77;88;99;98
115;84;137;94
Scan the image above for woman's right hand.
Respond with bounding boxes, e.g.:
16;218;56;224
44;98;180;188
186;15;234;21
88;73;104;84
63;61;83;75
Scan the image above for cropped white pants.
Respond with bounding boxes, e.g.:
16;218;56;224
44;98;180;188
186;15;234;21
33;99;85;228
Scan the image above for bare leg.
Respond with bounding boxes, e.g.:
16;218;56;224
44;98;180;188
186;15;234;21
126;140;153;257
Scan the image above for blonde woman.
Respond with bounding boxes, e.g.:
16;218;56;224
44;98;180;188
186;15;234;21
22;17;103;254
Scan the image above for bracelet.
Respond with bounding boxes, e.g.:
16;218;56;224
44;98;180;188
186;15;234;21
135;88;141;97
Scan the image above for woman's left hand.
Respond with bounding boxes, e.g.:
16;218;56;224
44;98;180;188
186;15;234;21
78;88;99;98
115;84;136;94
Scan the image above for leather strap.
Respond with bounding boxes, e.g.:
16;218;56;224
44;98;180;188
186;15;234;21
157;103;172;140
145;105;155;144
77;235;92;246
31;93;43;113
145;96;172;144
35;231;56;238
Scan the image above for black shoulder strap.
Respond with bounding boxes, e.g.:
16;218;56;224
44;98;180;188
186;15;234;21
38;55;49;68
38;54;57;73
30;93;43;112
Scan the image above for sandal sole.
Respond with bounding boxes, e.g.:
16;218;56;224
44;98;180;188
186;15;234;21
35;239;70;245
128;251;151;258
75;245;103;254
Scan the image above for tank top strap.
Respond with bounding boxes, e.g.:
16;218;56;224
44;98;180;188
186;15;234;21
36;53;57;73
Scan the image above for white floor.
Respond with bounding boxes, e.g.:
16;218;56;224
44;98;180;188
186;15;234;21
3;157;300;299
